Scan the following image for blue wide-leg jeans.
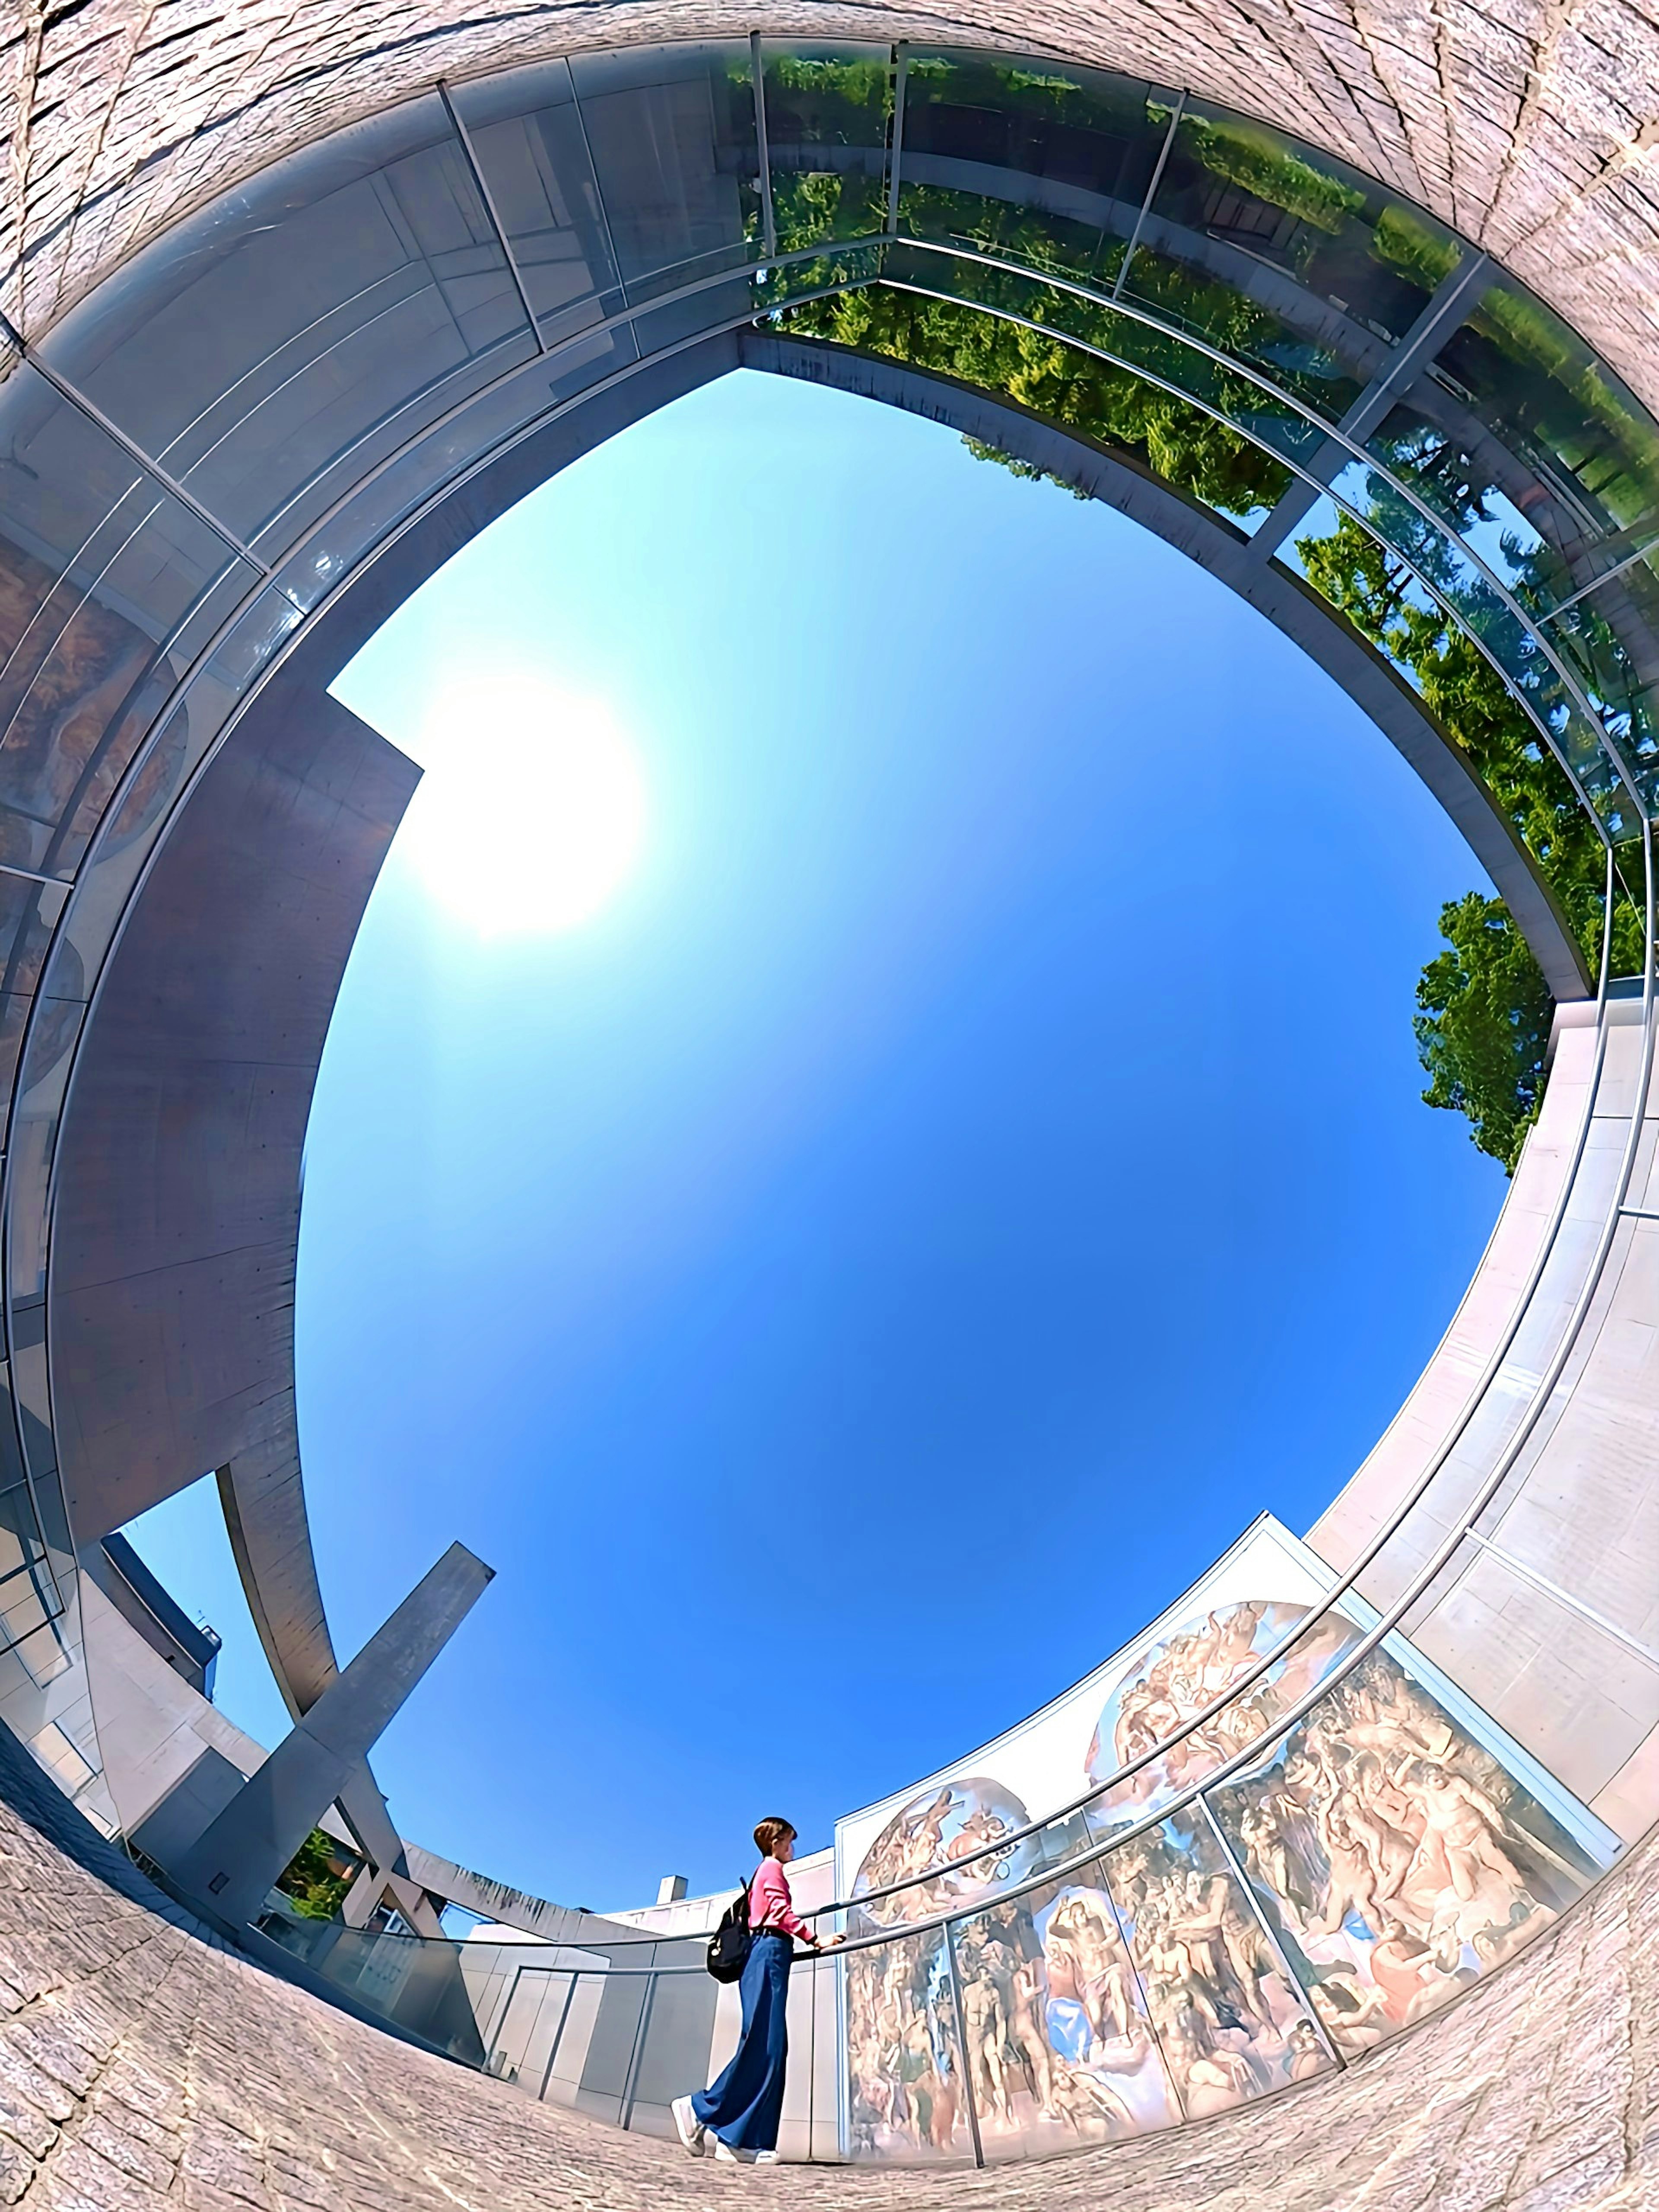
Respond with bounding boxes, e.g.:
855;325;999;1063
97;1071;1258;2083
693;1931;792;2153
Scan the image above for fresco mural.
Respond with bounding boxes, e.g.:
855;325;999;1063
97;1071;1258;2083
844;1927;968;2162
1104;1808;1334;2115
1083;1598;1363;1831
832;1518;1618;2161
850;1777;1037;1928
951;1872;1181;2158
1207;1649;1604;2056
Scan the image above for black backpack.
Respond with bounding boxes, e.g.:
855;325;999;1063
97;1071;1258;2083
706;1873;754;1983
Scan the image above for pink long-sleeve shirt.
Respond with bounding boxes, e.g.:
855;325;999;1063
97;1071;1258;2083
750;1857;816;1944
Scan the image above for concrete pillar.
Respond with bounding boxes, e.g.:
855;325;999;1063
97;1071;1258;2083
172;1543;491;1928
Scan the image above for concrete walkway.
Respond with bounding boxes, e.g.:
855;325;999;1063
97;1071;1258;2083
0;1725;1647;2212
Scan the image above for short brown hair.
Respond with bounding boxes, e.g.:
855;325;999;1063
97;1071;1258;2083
754;1817;797;1858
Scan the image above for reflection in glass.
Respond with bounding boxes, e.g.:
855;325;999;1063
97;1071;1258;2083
1436;270;1659;553
843;1926;969;2161
951;1867;1179;2159
1081;1595;1363;1843
1126;95;1464;351
1206;1648;1605;2060
448;62;624;343
850;1774;1039;1929
900;48;1161;220
762;42;891;252
36;98;536;556
1105;1805;1332;2117
568;44;760;302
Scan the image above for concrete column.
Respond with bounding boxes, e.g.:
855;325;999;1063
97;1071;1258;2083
172;1544;492;1928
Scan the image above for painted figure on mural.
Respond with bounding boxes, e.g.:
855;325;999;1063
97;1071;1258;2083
1085;1598;1364;1821
1209;1650;1602;2056
851;1778;1036;1928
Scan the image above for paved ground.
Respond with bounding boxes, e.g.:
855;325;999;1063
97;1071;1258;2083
0;1726;1646;2212
6;0;1659;420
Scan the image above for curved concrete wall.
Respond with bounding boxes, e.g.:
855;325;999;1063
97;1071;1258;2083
0;1645;1650;2209
1;14;1658;2196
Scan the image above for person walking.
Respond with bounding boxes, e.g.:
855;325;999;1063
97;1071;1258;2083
673;1818;838;2166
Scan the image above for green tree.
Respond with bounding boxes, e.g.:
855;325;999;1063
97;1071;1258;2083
276;1828;358;1920
1414;894;1554;1170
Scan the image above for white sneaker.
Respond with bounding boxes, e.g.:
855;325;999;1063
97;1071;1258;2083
753;2150;781;2164
672;2096;706;2157
711;2138;753;2165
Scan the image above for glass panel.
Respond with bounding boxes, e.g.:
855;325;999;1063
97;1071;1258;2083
1434;268;1659;554
901;48;1163;219
1127;94;1466;351
35;95;536;560
1544;547;1659;790
628;1970;718;2133
1106;1804;1332;2117
832;248;1296;528
572;1971;649;2124
0;1481;62;1657
1282;490;1636;849
843;1926;969;2162
1206;1649;1603;2060
485;1967;571;2088
543;1973;606;2106
0;363;256;877
762;41;892;251
448;62;626;345
950;1864;1179;2159
265;320;639;615
1081;1595;1367;1848
568;45;760;303
267;1926;486;2061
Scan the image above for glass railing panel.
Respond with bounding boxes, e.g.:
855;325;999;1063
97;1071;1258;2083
1104;1803;1334;2117
0;362;258;875
0;1482;65;1658
1114;233;1363;426
1202;1639;1611;2064
805;1952;842;2161
273;1924;487;2062
899;48;1163;235
895;180;1126;295
542;1973;606;2108
623;272;767;357
843;1923;971;2163
949;1862;1180;2160
869;247;1300;529
1077;1594;1368;1853
1543;552;1659;798
41;574;298;1030
758;238;885;314
774;1955;822;2159
261;319;640;608
1280;490;1634;845
568;44;760;307
627;1970;719;2136
1363;400;1552;594
1432;269;1659;555
761;41;891;252
569;1970;649;2125
1128;94;1468;352
35;96;537;559
483;1965;575;2088
447;62;628;347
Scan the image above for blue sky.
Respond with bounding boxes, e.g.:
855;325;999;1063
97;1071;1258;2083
125;369;1506;1913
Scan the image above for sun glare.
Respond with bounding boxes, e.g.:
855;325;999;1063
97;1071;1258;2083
394;669;646;936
